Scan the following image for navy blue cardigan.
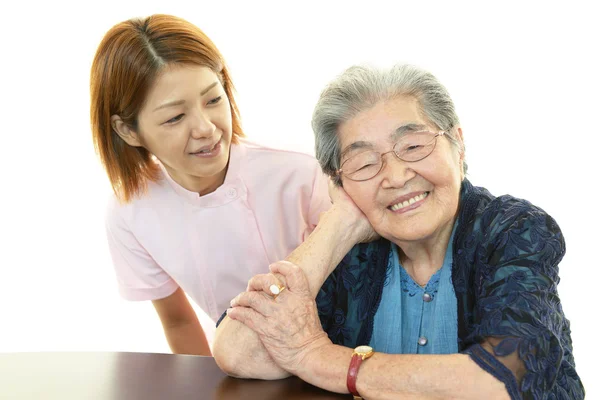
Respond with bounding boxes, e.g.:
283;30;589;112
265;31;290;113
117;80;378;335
316;180;584;399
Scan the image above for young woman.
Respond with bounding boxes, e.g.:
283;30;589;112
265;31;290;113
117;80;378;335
90;14;330;356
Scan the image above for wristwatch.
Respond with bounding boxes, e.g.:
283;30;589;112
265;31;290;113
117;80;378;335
346;345;374;399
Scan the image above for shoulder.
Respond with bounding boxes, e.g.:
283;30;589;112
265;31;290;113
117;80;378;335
461;181;560;238
235;139;325;196
105;169;172;227
458;182;565;273
239;138;321;170
477;190;560;241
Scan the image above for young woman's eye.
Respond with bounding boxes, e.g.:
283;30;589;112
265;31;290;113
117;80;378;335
207;96;222;105
165;114;184;124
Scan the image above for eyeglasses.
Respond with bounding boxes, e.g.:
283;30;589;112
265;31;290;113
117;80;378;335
337;131;445;182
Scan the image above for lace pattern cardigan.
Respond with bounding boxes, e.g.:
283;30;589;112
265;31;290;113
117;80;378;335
316;179;584;399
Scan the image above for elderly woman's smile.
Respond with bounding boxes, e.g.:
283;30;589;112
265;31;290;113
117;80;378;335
388;191;429;212
338;96;463;243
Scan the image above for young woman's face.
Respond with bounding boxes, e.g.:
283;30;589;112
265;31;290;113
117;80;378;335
135;64;233;195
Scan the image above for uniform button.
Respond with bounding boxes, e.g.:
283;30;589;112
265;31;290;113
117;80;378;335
418;337;428;346
423;293;432;302
226;188;237;198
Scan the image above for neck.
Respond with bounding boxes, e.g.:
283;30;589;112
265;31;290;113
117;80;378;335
394;217;456;286
195;168;227;196
165;164;228;196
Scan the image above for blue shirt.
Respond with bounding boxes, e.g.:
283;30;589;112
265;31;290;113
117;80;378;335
370;225;458;354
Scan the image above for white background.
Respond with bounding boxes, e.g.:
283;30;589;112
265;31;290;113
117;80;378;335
0;0;597;397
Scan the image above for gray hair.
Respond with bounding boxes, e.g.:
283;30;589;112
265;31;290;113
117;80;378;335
312;64;466;185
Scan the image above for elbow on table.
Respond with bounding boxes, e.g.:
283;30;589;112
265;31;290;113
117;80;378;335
212;334;242;377
213;336;291;380
212;318;292;380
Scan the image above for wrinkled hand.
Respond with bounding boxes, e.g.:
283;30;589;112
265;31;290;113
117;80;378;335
328;179;379;243
227;261;331;375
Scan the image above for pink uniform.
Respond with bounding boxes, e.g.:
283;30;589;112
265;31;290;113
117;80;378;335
105;139;331;322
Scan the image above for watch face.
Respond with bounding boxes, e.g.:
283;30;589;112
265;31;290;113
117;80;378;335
355;345;373;354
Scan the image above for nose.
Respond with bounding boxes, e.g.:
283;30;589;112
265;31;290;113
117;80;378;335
379;152;416;189
189;110;216;139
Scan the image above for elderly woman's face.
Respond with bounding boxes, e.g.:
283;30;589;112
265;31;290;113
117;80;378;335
338;96;464;243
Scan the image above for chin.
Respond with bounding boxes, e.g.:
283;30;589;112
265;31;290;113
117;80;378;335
388;231;430;243
203;162;228;177
384;221;437;243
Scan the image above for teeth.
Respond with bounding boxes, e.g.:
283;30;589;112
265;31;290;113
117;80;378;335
197;143;217;154
390;192;428;211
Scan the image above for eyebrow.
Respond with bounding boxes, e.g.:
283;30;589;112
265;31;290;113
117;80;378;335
339;123;428;160
152;81;220;112
391;123;428;139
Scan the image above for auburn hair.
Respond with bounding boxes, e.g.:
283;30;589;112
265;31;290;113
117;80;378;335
90;14;244;203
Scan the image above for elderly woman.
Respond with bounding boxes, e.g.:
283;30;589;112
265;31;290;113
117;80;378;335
212;64;584;399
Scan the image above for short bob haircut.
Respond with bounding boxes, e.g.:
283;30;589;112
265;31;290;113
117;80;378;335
312;64;465;186
90;14;244;202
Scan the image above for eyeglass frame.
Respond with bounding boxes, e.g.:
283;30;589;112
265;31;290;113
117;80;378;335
336;130;446;182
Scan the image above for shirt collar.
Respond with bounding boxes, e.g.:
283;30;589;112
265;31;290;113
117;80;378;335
159;140;247;207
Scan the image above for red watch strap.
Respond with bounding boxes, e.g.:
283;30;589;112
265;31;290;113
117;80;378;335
346;353;363;397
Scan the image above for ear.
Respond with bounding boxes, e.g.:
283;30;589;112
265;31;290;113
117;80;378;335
456;127;464;149
455;127;466;180
111;115;143;147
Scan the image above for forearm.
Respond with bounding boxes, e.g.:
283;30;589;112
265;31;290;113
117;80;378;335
213;207;361;378
213;316;289;379
299;344;510;400
285;208;361;296
163;320;211;356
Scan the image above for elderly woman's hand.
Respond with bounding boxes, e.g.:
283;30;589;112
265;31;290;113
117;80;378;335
227;261;331;375
328;180;379;243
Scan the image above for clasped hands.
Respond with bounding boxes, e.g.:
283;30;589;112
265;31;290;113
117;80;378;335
226;260;331;376
226;182;377;376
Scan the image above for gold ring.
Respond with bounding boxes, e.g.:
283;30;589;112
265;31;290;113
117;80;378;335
269;284;286;299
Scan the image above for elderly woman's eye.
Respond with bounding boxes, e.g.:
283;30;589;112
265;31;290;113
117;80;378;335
355;162;379;172
405;144;424;152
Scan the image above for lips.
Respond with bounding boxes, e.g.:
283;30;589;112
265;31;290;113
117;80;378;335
190;138;221;155
387;191;430;212
387;191;429;208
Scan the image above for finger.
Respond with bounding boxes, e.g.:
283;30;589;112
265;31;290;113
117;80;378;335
246;273;269;291
327;177;347;201
246;273;287;293
327;178;337;201
269;261;308;294
230;291;273;316
226;307;268;335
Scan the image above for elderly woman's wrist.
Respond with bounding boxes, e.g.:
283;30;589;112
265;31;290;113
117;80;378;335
288;334;333;378
325;206;366;241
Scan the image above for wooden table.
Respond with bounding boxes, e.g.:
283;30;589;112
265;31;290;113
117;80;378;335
0;352;348;399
